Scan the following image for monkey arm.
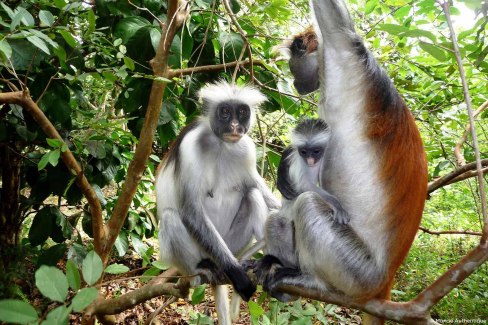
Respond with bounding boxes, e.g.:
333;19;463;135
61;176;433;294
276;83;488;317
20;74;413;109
277;147;300;200
312;187;350;224
255;177;281;210
179;185;256;301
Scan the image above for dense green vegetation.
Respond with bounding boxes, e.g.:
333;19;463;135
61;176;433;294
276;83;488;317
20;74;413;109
0;0;486;323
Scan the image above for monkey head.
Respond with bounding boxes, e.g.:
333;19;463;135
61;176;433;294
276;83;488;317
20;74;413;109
288;27;320;95
198;81;266;143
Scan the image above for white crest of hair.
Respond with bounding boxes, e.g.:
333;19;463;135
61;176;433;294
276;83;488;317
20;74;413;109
198;81;267;109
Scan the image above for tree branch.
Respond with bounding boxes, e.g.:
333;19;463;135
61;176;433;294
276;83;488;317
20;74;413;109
168;59;269;79
103;0;189;263
453;100;488;166
419;226;482;236
427;159;488;194
438;0;488;244
0;90;105;254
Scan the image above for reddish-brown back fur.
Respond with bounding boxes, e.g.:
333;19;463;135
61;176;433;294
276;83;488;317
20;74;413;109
366;80;428;295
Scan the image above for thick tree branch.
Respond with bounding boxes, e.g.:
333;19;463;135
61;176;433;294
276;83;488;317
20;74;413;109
427;159;488;194
0;90;105;254
103;0;189;263
84;268;187;319
438;1;488;244
273;244;488;324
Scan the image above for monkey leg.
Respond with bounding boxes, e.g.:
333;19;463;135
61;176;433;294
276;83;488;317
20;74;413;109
264;210;298;268
158;208;210;286
267;192;385;299
222;188;268;321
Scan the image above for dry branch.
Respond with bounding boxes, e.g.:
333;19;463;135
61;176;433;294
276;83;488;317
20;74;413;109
0;90;105;254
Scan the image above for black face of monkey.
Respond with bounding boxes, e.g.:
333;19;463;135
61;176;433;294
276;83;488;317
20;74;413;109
211;100;251;143
298;145;324;167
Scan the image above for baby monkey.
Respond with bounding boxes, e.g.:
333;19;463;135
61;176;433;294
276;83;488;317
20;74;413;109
277;118;349;224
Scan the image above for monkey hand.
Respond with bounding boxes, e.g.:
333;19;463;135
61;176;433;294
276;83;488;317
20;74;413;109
225;265;256;301
332;206;350;224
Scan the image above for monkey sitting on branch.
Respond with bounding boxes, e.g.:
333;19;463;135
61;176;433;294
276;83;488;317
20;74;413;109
155;81;280;324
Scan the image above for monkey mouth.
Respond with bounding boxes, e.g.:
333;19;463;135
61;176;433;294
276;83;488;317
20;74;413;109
223;133;243;143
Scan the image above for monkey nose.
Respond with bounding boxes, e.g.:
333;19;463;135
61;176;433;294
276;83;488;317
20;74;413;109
307;157;316;166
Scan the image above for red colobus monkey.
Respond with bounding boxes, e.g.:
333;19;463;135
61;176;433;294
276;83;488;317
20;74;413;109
156;82;280;324
257;1;428;323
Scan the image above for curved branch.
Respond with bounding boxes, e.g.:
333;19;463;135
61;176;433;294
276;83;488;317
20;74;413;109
85;269;188;319
273;244;488;324
103;0;189;263
419;226;482;236
427;159;488;194
0;90;104;254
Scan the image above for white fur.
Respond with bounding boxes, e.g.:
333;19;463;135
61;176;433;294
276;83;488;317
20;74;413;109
311;0;389;276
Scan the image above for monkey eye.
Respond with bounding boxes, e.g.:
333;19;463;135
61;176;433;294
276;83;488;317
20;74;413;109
220;107;231;119
299;149;307;156
238;105;249;118
313;149;321;155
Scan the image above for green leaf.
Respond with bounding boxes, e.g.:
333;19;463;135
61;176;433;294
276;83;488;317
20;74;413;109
16;125;37;141
38;152;51;170
0;300;38;324
29;207;53;245
419;42;447;61
191;284;207;305
25;34;50;55
85;10;96;36
377;23;409;35
66;259;81;291
35;265;69;302
248;301;265;318
365;0;378;15
86;140;106;159
49;150;61;167
105;263;130;274
37;244;67;266
71;288;99;312
42;305;70;325
17;7;35;26
140;266;161;283
114;231;129;256
404;29;437;43
0;39;12;64
58;29;78;48
123;56;135;70
39;10;55;27
47;138;64;148
218;32;245;61
82;251;103;286
114;16;151;44
152;260;170;270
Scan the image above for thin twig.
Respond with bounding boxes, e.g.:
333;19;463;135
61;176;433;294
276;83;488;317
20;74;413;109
438;0;488;244
419;226;482;236
222;0;254;81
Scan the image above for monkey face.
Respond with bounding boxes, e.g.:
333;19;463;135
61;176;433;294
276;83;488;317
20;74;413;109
212;101;251;143
298;146;324;167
